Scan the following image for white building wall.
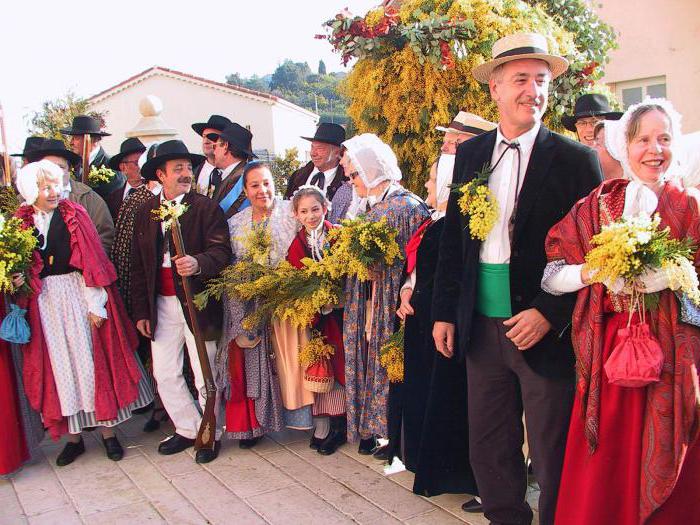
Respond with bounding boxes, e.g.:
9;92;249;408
88;71;317;157
270;102;319;162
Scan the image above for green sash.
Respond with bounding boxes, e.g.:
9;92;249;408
476;263;512;318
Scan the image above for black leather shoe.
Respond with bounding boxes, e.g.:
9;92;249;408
158;433;195;455
372;444;390;461
239;437;261;449
309;435;324;450
195;441;220;464
56;438;85;466
132;401;154;415
358;436;378;455
103;436;124;461
143;408;169;433
461;498;483;513
317;416;347;456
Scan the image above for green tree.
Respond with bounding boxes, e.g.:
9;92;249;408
269;60;312;92
318;60;327;75
320;0;616;194
270;147;302;192
27;90;105;143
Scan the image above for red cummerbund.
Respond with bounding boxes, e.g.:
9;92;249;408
158;267;177;296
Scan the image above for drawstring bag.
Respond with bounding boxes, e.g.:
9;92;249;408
0;303;31;344
604;293;663;387
304;359;334;393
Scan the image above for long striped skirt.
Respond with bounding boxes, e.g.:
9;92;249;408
38;272;153;434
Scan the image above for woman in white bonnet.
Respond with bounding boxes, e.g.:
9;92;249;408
13;160;152;467
543;99;700;524
339;133;430;455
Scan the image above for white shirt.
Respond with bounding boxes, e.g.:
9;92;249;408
221;160;241;183
160;193;186;268
305;166;338;196
196;160;216;194
122;182;142;201
479;122;540;264
89;145;100;164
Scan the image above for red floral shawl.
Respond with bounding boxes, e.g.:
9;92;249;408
16;200;141;440
545;178;700;522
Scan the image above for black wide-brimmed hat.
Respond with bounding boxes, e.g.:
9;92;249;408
191;114;233;137
12;136;45;157
301;123;345;147
26;138;82;165
108;137;147;170
562;94;622;132
60;115;111;136
141;140;205;181
205;123;256;159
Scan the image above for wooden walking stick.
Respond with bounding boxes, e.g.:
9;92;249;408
170;217;217;451
0;103;12;186
81;133;91;184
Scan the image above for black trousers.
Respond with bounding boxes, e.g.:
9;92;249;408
466;316;574;525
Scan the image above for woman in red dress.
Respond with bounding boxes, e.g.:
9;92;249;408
544;99;700;524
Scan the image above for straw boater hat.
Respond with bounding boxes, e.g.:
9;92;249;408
436;111;497;135
472;32;569;84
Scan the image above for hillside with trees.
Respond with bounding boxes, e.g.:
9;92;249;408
226;60;348;124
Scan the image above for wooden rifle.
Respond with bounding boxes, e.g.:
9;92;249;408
81;133;91;184
170;216;217;450
0;102;11;186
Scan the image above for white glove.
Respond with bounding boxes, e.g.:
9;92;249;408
635;268;670;293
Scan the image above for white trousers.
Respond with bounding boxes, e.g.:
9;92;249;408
151;295;222;440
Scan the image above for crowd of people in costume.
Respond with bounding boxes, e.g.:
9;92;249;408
1;31;699;525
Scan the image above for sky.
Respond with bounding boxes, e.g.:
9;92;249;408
0;0;379;152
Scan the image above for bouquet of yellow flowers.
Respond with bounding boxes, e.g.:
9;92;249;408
379;324;404;383
0;186;19;218
584;213;700;306
298;331;335;393
320;216;402;281
450;163;498;241
0;215;38;293
151;200;189;231
193;223;272;314
87;165;116;187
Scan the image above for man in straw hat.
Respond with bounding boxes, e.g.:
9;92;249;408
432;32;602;524
130;140;231;464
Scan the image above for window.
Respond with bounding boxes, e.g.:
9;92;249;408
614;76;667;109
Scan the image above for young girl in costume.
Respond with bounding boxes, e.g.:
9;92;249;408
285;186;346;455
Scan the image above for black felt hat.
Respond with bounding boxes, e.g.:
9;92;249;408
300;123;345;147
60;115;110;136
11;136;45;158
141;140;205;181
108;138;147;170
26;138;82;165
562;94;622;132
205;123;256;159
191;114;233;137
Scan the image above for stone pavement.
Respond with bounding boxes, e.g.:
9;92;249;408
1;414;540;524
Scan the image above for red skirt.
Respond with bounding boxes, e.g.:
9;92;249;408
0;338;29;475
224;341;260;434
556;311;700;525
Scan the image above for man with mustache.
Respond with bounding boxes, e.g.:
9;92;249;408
432;33;602;525
130;140;232;464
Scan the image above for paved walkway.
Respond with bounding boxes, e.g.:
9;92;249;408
1;414;540;524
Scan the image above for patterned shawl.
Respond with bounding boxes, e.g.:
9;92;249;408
545;178;700;522
110;186;154;315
